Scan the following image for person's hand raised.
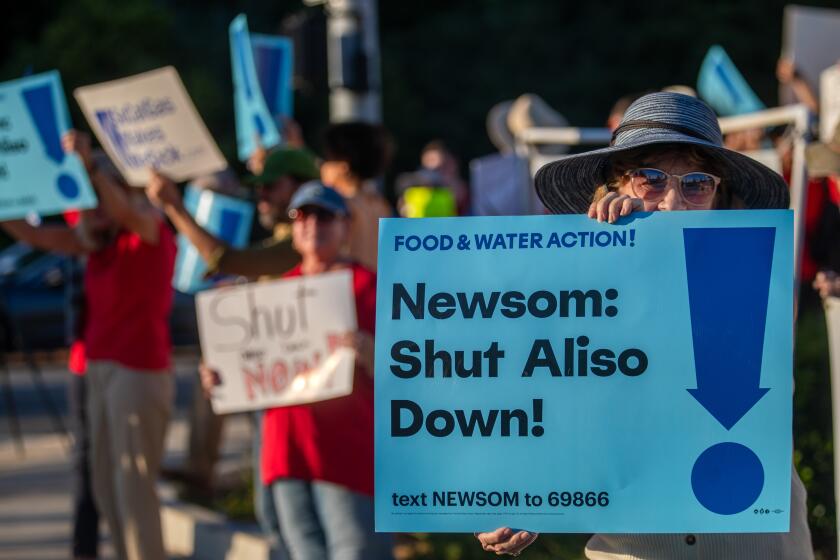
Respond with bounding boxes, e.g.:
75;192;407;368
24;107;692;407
145;169;182;209
62;130;94;172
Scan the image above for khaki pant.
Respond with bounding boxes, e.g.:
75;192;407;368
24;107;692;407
87;360;174;560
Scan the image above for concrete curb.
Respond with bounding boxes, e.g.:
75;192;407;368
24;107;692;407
160;483;283;560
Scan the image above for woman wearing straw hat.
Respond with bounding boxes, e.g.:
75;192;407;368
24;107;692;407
475;92;813;559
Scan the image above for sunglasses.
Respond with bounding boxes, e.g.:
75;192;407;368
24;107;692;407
623;168;720;207
289;205;338;222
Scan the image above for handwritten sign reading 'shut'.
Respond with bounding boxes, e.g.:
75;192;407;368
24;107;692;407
196;270;357;413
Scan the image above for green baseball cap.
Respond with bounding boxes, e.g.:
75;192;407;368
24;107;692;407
245;147;320;185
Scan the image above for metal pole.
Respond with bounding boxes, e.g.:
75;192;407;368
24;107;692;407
325;0;382;123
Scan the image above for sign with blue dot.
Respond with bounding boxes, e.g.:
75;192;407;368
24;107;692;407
0;71;96;220
375;210;793;533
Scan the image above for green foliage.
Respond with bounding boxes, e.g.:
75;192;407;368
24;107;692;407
794;294;836;560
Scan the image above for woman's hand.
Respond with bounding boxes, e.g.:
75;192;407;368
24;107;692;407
813;271;840;299
62;130;94;172
475;528;538;556
198;362;222;399
588;191;644;223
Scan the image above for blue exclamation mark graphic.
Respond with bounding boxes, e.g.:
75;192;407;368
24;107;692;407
235;27;266;139
683;227;775;515
21;83;79;199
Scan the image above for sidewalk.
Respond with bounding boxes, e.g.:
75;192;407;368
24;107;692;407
0;355;252;560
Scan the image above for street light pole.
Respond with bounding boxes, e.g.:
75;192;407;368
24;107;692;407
322;0;382;123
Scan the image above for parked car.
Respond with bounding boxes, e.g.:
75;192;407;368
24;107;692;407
0;242;198;353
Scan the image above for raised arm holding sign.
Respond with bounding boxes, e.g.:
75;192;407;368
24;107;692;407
0;71;96;219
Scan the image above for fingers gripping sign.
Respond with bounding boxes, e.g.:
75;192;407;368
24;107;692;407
475;528;538;556
587;192;644;223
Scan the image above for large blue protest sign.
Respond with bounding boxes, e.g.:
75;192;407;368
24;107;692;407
0;71;96;219
697;45;765;116
230;14;293;161
375;211;793;533
172;185;254;294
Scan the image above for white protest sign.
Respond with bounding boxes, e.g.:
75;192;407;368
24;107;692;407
821;66;840;143
782;5;840;104
74;66;227;186
196;270;357;414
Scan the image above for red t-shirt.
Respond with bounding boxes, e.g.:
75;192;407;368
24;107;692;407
82;221;176;371
261;262;377;496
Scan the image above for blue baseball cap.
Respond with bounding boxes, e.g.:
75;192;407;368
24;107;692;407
288;181;350;218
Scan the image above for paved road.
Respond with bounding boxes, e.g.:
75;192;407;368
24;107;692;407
0;355;251;560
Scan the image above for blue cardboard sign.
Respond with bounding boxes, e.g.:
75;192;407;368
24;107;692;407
0;71;96;219
230;14;293;161
375;211;793;533
698;45;765;116
173;185;254;293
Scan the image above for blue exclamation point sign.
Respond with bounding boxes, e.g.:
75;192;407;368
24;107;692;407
683;227;775;514
21;83;79;199
235;26;267;140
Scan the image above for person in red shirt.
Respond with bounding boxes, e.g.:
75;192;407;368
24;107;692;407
253;182;390;559
1;131;176;560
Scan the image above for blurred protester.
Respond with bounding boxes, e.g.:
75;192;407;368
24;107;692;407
264;182;390;559
777;57;819;114
147;147;320;280
419;140;470;213
809;120;840;299
772;119;840;291
473;94;567;215
147;146;319;552
201;182;392;559
394;168;457;218
1;131;175;560
320;122;394;270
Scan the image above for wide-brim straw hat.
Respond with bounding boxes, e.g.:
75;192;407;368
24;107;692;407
534;92;789;214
